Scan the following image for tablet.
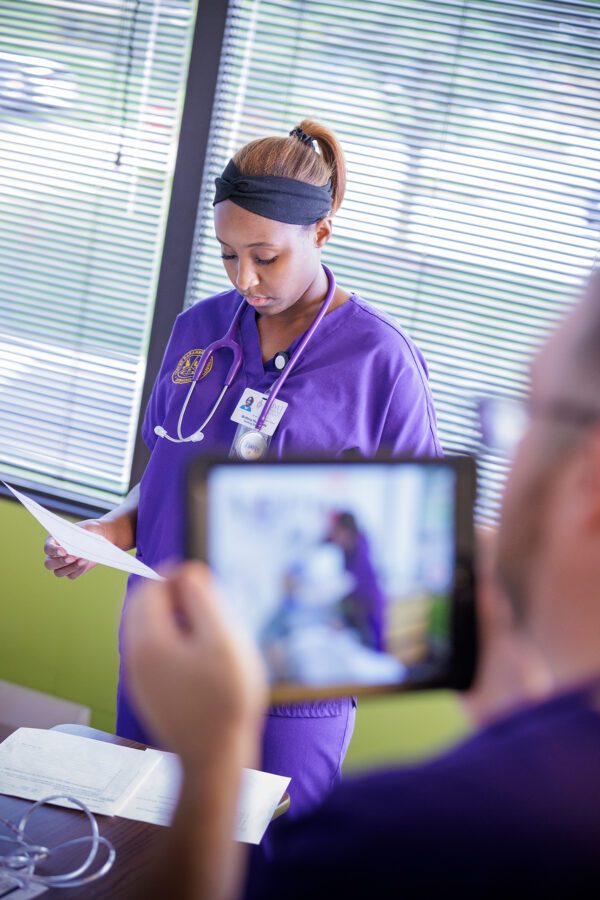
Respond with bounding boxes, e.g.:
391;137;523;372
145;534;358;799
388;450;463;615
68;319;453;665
187;456;477;702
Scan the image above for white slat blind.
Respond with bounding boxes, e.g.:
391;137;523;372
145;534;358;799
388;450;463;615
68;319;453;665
187;0;600;520
0;0;195;508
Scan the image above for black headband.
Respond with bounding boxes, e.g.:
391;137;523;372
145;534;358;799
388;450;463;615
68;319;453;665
213;159;332;225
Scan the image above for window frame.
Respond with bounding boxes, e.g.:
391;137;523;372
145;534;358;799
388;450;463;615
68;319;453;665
0;0;230;517
129;0;230;491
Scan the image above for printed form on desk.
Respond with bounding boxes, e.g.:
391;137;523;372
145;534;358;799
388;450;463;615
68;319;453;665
0;730;290;845
120;748;291;844
0;728;159;816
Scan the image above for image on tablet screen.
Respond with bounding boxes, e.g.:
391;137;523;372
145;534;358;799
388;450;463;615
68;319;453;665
206;463;456;691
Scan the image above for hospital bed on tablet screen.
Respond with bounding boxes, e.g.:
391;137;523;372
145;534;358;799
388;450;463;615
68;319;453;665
187;455;477;703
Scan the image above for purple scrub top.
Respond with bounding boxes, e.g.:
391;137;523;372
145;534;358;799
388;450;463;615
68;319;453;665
117;284;442;819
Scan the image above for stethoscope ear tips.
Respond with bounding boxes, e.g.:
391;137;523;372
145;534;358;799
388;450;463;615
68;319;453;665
274;351;289;371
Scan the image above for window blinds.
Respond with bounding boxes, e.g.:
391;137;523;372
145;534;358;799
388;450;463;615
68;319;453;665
187;0;600;520
0;0;195;509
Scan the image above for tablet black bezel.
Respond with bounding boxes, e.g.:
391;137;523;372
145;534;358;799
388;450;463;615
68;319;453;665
186;453;477;698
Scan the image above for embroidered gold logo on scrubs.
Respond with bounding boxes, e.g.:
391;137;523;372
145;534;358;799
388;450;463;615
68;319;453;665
172;349;214;384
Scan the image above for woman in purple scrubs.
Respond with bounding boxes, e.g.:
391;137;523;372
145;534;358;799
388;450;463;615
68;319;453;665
44;119;442;819
326;512;386;652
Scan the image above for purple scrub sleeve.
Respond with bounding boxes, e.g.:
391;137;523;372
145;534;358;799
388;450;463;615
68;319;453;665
117;286;442;818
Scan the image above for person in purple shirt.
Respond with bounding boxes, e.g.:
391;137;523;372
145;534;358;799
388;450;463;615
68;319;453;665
123;272;600;898
43;119;441;820
325;511;386;651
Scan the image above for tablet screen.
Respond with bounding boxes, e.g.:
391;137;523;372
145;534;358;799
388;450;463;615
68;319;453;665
197;460;467;698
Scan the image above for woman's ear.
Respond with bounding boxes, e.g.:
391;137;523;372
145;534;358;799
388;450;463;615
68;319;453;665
314;217;333;248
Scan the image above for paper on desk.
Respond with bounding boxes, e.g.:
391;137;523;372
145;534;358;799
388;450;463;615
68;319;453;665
0;728;160;816
119;748;180;827
120;749;290;845
4;482;164;581
0;875;47;898
236;767;291;844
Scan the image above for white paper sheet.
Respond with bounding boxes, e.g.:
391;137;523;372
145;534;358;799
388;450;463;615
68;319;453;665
119;749;291;845
0;729;160;816
235;767;291;845
0;876;47;898
4;482;164;581
119;748;180;827
0;729;290;845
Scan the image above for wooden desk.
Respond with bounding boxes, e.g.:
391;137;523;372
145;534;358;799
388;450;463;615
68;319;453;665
0;723;290;898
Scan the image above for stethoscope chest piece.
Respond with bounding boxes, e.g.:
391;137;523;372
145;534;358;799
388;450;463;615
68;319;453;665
233;429;269;461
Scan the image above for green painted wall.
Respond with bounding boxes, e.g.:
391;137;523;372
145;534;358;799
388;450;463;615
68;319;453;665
0;496;125;734
0;496;470;766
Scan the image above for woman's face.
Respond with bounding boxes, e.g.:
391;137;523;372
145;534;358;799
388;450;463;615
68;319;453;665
214;200;331;317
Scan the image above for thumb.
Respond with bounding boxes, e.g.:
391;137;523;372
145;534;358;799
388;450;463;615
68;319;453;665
169;562;222;634
77;519;104;531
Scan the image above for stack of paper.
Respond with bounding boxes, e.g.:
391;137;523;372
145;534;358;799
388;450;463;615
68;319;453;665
119;748;291;844
0;729;290;845
0;728;159;816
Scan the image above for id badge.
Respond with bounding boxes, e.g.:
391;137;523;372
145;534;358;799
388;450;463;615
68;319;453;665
230;388;288;436
230;387;288;460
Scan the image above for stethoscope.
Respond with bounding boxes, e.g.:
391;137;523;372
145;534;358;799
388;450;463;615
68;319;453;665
153;263;336;447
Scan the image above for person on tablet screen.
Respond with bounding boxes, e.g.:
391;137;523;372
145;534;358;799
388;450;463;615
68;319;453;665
325;511;386;651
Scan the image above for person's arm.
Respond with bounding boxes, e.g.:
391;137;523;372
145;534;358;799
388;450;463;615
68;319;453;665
124;563;267;900
379;344;442;458
97;481;140;550
141;734;255;900
43;483;140;579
